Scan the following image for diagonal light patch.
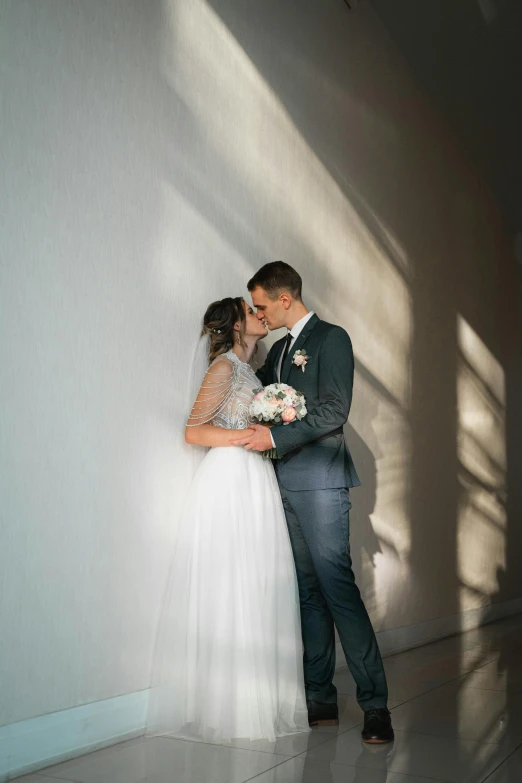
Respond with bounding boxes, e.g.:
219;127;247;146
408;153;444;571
457;316;506;610
156;0;413;618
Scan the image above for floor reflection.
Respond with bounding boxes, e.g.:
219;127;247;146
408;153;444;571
20;613;522;783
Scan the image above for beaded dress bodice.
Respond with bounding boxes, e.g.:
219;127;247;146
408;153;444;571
211;351;259;430
186;349;260;431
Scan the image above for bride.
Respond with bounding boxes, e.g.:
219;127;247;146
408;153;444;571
147;296;309;743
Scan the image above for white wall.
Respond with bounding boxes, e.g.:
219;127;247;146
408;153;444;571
1;0;521;733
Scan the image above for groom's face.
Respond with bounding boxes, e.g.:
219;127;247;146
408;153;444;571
251;286;286;331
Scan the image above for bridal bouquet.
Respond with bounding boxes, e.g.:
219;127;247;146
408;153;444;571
250;383;307;458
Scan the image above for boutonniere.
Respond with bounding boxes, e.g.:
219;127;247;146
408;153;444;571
292;349;310;372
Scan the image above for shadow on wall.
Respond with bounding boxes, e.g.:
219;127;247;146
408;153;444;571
190;0;520;629
346;423;382;619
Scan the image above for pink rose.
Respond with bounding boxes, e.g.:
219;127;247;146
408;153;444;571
293;354;307;367
254;392;264;400
269;397;279;406
282;406;297;422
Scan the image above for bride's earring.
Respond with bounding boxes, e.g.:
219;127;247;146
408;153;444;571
237;333;241;345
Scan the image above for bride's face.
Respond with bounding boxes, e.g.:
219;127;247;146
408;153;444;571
241;300;268;340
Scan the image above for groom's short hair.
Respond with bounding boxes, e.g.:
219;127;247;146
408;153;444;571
247;261;302;301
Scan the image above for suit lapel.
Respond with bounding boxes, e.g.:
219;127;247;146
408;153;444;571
281;313;319;384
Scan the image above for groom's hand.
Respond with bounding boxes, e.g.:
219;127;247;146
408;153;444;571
230;424;273;451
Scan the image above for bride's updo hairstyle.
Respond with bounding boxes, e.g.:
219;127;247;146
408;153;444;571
202;296;246;362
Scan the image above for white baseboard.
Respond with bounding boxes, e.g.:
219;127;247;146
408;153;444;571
0;690;149;782
2;598;521;781
335;597;522;666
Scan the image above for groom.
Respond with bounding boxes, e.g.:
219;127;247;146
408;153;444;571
232;261;393;743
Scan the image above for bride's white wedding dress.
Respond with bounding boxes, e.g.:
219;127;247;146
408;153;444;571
147;349;309;743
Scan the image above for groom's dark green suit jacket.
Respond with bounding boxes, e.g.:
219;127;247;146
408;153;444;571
256;314;361;491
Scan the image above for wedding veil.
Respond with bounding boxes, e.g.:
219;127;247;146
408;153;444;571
184;334;211;470
146;334;210;734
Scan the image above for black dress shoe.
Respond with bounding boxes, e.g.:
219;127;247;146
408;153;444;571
361;708;394;743
307;699;339;726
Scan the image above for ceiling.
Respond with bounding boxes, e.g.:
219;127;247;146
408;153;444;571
370;0;522;236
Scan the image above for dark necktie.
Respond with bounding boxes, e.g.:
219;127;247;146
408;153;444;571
281;332;293;369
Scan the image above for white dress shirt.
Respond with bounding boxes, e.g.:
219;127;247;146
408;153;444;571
269;311;315;448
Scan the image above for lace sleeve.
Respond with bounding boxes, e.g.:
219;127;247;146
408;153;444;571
186;356;235;427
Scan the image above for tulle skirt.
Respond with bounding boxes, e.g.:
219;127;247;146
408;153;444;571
147;446;309;743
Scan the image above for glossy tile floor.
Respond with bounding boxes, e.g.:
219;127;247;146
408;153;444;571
18;614;522;783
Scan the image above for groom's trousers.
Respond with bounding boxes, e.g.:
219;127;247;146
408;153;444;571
279;485;388;711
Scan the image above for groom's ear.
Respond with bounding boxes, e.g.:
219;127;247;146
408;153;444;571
279;293;292;310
